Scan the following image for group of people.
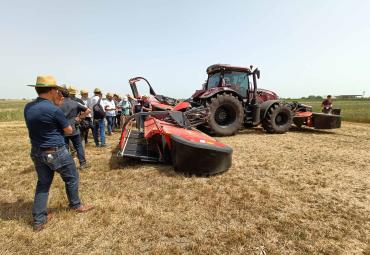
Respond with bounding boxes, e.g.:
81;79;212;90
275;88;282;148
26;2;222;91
76;87;132;147
23;75;152;231
42;85;133;172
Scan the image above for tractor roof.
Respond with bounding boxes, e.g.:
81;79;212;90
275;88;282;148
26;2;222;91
206;64;252;74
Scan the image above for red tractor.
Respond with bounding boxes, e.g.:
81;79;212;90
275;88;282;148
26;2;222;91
190;64;293;136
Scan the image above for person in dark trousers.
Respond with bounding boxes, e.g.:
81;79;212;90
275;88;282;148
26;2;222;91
79;89;93;145
139;95;152;131
119;96;131;128
24;75;94;231
104;93;116;135
321;95;333;113
113;94;121;129
88;88;107;147
60;89;91;169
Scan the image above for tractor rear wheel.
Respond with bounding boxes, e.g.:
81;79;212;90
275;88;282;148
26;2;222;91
262;104;292;134
207;94;244;136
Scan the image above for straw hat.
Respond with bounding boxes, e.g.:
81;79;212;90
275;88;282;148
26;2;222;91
27;75;62;88
67;85;78;95
80;89;88;95
106;92;113;98
94;88;102;93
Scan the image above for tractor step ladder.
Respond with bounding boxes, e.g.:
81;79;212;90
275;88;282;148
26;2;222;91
244;107;254;124
122;130;160;162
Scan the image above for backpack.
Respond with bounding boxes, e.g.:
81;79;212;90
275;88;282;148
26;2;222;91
93;98;106;119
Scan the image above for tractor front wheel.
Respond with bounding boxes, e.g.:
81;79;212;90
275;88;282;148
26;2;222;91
262;104;292;134
207;94;244;136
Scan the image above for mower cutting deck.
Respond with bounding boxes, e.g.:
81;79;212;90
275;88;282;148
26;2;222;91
121;130;160;162
117;111;233;176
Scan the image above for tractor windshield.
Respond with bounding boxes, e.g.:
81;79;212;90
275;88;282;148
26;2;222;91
207;71;249;97
207;72;221;89
223;71;249;97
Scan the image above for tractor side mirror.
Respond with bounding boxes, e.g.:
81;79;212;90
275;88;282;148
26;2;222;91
255;69;260;79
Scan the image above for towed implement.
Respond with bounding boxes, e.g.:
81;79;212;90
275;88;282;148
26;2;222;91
117;111;232;176
289;102;341;129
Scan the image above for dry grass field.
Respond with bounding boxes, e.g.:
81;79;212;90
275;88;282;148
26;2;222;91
0;121;369;254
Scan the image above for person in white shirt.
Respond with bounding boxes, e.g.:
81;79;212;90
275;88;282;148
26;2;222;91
104;92;116;135
88;88;107;147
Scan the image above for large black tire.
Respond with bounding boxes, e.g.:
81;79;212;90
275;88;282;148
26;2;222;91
262;104;292;134
207;94;244;136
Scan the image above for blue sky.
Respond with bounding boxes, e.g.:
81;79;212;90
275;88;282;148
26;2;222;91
0;0;369;99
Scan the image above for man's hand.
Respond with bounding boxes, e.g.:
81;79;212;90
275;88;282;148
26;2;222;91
75;116;82;124
63;125;73;135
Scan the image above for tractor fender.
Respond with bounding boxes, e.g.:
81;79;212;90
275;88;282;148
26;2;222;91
199;87;243;101
259;100;282;120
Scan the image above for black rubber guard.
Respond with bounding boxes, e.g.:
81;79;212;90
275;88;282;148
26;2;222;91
170;134;232;176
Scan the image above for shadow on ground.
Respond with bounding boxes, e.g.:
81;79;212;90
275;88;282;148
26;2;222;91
289;126;336;134
20;164;35;175
108;144;179;177
0;199;33;222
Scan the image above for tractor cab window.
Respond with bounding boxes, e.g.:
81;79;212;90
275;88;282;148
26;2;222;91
223;71;249;97
207;72;221;89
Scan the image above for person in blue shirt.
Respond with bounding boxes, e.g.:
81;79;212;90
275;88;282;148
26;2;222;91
24;76;94;231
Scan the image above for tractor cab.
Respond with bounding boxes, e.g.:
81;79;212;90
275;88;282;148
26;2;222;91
192;64;278;104
206;64;252;98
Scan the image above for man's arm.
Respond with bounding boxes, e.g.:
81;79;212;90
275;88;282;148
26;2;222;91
63;125;73;135
76;103;91;122
76;108;91;123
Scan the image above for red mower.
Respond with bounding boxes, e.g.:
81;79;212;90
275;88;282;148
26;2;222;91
117;111;232;176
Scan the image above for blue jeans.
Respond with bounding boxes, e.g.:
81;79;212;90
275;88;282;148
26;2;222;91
106;116;114;134
30;146;81;225
93;118;106;146
65;134;86;165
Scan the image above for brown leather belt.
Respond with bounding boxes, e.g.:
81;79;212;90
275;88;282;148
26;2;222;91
41;146;64;153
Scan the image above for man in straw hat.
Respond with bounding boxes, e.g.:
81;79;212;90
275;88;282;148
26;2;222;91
88;88;107;147
24;75;94;231
68;85;84;105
